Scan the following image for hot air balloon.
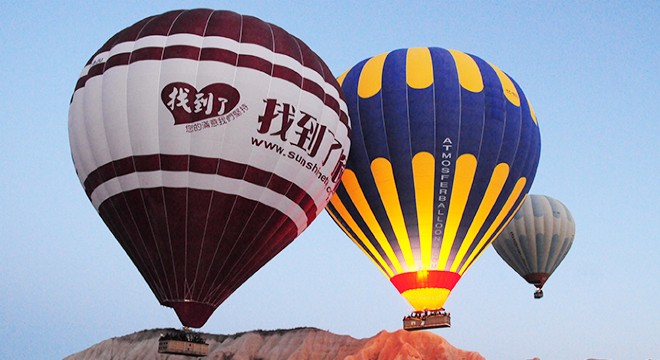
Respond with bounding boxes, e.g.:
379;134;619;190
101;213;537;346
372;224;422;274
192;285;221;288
325;47;541;330
69;8;350;338
492;194;575;299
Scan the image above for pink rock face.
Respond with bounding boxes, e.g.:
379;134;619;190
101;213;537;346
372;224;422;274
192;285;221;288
348;330;485;360
65;327;484;360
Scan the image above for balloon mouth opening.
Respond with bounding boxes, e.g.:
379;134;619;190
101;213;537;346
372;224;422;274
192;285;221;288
390;271;461;311
390;270;461;293
523;272;550;288
164;300;217;328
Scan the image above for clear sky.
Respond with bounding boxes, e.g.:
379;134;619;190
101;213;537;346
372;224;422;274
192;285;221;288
1;1;658;359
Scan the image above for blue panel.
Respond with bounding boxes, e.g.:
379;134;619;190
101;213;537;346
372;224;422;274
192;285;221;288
449;55;509;266
381;49;420;259
429;48;461;261
342;54;404;264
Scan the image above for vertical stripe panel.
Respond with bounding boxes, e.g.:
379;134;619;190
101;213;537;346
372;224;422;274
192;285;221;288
448;50;484;93
429;48;461;268
357;53;387;98
447;57;508;267
450;163;509;271
380;49;418;270
371;158;416;270
341;170;404;273
406;47;434;89
438;154;477;270
412;152;435;269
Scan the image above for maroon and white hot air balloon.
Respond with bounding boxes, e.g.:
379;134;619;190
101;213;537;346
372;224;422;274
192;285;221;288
68;9;350;328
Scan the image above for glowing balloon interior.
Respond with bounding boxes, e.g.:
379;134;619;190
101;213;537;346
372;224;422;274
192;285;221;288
69;9;350;328
326;47;541;312
492;194;575;297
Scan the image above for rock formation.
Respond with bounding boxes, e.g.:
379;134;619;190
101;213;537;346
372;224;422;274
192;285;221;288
65;327;485;360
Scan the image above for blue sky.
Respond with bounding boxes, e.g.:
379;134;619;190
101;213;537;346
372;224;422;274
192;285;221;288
1;1;658;359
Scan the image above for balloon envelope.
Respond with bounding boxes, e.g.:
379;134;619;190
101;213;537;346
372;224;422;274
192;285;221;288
492;194;575;291
326;47;541;311
69;9;350;328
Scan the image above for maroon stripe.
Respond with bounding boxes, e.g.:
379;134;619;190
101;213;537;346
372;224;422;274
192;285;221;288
237;54;272;75
340;112;350;134
129;47;163;64
106;53;131;70
189;155;219;174
302;78;325;103
273;64;302;87
216;157;247;180
87;63;105;78
160;154;189;172
200;48;238;64
84;154;318;222
163;45;200;61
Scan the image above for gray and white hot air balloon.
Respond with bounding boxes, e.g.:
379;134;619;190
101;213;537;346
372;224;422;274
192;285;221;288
492;194;575;299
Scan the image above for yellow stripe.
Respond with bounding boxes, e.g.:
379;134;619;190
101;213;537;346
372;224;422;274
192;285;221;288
326;205;390;278
371;158;416;271
401;288;451;311
458;178;527;275
448;50;483;93
488;62;520;106
336;69;349;87
406;47;434;89
437;154;477;270
328;194;395;277
341;169;405;274
527;97;538;125
412;152;435;269
358;52;388;98
449;163;509;272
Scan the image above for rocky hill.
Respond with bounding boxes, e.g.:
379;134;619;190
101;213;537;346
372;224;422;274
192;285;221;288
65;327;485;360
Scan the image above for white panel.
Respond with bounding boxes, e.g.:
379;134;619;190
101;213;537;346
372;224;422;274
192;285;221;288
69;95;94;183
101;65;133;162
81;76;113;170
126;61;166;157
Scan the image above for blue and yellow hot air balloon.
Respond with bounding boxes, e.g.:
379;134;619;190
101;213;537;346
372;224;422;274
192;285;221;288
326;47;541;328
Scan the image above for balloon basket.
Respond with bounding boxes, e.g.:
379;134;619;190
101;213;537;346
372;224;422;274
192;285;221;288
534;288;544;299
403;308;451;331
158;328;209;357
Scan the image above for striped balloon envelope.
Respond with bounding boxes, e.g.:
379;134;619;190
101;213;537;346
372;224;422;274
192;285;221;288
326;47;541;313
68;9;350;328
492;194;575;298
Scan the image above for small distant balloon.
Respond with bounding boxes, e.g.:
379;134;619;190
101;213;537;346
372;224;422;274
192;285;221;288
326;47;541;314
69;9;350;328
492;194;575;299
